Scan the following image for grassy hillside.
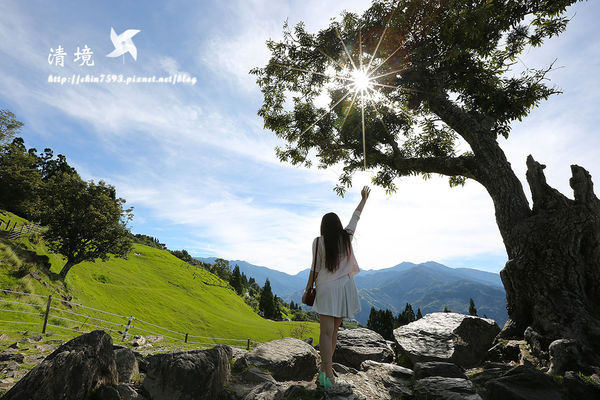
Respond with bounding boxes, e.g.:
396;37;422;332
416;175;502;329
0;210;319;347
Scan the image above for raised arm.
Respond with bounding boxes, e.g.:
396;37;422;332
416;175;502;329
355;186;370;213
346;186;370;234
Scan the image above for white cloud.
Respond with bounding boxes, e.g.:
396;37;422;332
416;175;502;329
0;0;598;276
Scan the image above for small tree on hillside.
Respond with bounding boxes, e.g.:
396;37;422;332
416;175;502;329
39;173;133;279
469;298;478;316
416;308;423;319
259;279;276;319
230;265;243;295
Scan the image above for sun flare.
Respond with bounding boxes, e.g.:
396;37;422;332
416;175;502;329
351;68;372;93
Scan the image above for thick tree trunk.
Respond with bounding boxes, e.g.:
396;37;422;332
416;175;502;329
498;155;600;367
59;260;76;280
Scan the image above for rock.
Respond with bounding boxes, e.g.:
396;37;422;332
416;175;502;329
2;330;118;400
4;361;20;371
333;362;357;375
230;347;248;362
339;360;413;400
241;382;280;400
303;337;313;346
132;336;146;347
234;337;319;382
468;363;517;399
8;342;19;349
90;384;121;400
485;365;565;400
487;340;525;364
116;383;145;400
333;328;394;369
562;370;600;400
132;351;149;373
23;335;43;343
240;367;276;384
548;339;584;375
393;312;500;368
145;335;163;343
0;333;9;340
414;376;482;400
0;352;24;363
143;344;232;400
524;327;552;363
114;347;139;383
414;361;467;379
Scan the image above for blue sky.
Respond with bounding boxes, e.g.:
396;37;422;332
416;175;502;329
1;0;598;274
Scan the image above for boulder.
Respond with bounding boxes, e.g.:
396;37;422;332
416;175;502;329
2;330;118;400
143;345;232;400
333;328;394;369
548;339;584;376
485;365;565;400
340;360;413;400
487;340;525;364
414;376;482;400
234;337;319;382
393;312;500;368
114;347;139;383
414;361;467;379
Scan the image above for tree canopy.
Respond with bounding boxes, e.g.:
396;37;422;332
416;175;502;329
39;173;133;279
252;0;579;195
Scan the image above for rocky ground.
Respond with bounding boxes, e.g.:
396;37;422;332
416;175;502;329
1;313;600;399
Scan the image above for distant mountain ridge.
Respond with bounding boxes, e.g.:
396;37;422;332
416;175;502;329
196;257;508;326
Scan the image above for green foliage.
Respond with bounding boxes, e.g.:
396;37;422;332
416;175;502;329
416;308;422;319
0;109;23;146
469;297;478;316
367;306;395;339
443;306;451;313
0;215;321;345
38;173;133;279
0;138;42;218
259;279;277;319
396;303;416;327
229;265;243;295
133;234;167;250
252;0;580;194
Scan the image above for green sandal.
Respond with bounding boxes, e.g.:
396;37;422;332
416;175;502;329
317;371;334;390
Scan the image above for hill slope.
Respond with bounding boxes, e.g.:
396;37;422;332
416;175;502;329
0;211;319;345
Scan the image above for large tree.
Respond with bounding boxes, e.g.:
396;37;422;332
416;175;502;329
39;173;133;279
253;0;599;366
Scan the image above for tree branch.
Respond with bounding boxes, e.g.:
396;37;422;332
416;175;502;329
391;154;478;181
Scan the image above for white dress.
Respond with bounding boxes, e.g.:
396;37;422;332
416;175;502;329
311;210;362;318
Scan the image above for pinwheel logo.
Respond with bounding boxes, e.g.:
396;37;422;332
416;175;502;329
106;27;140;62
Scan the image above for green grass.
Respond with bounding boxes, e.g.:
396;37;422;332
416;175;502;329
0;210;320;347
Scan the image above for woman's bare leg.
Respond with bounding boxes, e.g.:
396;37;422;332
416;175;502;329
331;317;343;359
319;314;335;378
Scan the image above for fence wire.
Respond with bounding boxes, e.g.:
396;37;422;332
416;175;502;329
0;288;261;349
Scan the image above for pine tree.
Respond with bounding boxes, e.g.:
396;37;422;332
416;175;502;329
416;308;423;319
367;307;378;332
404;303;416;323
383;309;395;340
469;298;478;316
229;265;243;295
290;300;295;310
273;295;282;320
259;279;275;319
443;306;451;313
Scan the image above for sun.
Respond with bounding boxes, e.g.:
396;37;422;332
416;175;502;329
351;68;372;93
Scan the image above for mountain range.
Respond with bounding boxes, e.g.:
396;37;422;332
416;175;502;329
196;257;508;326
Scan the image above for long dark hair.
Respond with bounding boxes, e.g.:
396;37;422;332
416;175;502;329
320;212;352;272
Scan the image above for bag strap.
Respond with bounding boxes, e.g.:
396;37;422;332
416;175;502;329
310;237;320;288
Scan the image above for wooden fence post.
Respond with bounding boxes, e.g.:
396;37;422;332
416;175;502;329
42;295;52;334
122;316;134;341
247;338;251;350
185;333;188;343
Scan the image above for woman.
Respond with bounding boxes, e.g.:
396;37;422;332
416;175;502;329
302;185;370;390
